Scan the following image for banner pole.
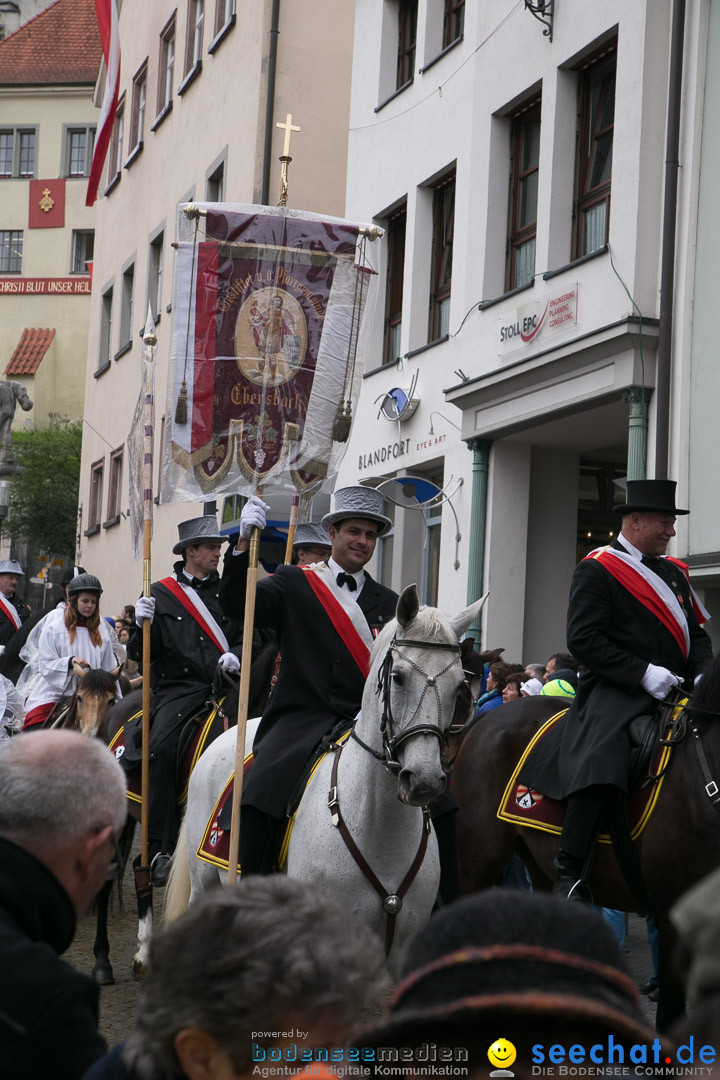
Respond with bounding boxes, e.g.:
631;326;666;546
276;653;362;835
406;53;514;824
226;486;263;884
140;318;156;870
284;493;299;565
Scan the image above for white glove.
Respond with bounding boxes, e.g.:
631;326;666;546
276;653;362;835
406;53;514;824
239;495;270;539
641;663;680;700
218;651;240;673
135;596;156;626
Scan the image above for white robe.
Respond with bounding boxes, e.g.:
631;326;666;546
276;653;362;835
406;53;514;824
22;607;120;714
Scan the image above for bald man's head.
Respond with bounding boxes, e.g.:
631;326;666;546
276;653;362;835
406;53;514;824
0;731;127;913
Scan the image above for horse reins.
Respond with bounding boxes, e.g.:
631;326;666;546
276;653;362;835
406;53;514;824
327;740;431;955
649;689;720;819
329;634;462;955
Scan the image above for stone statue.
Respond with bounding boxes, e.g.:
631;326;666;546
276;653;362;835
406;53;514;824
0;381;33;453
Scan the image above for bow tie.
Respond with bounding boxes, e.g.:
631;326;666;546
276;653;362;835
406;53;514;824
336;572;357;592
641;556;664;572
188;576;206;589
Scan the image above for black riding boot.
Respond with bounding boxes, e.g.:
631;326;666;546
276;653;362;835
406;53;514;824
554;786;612;901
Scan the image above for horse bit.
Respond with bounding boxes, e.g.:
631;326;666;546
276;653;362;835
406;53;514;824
327;635;462;956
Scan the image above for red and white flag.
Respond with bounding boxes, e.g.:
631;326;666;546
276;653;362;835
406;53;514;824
86;0;121;207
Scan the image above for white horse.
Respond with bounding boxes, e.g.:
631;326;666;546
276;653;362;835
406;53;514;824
165;584;485;975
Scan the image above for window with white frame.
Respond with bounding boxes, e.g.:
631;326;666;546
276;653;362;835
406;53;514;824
383;204;406;366
0;128;36;178
71;230;94;274
106;448;123;523
88;460;104;530
206;159;224;201
186;0;204;73
119;263;134;348
107;98;125;185
507;99;541;291
158;15;176;114
98;285;113;371
148;229;164;320
215;0;233;34
575;43;616;258
429;171;455;341
0;230;22;272
418;467;443;606
129;62;147;153
65;127;95;178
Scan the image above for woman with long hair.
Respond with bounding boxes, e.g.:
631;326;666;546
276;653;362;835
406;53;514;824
21;574;120;729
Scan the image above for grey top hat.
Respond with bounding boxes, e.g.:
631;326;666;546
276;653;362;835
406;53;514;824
173;515;228;555
293;522;332;550
0;560;23;575
321;486;393;537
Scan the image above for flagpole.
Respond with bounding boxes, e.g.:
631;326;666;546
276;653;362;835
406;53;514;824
284;493;299;564
226;486;263;884
140;314;156;870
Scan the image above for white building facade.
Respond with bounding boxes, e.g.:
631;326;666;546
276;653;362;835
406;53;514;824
339;0;709;661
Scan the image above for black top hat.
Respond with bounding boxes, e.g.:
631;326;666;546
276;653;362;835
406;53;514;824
172;515;228;554
353;892;664;1054
613;479;689;516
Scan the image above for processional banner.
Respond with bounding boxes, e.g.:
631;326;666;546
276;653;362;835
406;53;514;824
161;203;376;502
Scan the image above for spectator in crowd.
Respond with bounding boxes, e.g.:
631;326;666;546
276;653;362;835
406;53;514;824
84;876;387;1080
521;677;544;697
354;891;668;1077
501;672;526;704
0;730;126;1079
525;662;546;681
476;661;524;715
543;651;579;681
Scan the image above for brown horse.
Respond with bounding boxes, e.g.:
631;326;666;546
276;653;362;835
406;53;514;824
450;653;720;1032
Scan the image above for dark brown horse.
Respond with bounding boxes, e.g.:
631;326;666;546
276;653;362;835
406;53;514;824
450;654;720;1032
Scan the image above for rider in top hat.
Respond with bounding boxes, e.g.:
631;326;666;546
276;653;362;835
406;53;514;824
220;486;399;876
524;479;713;899
291;522;332;566
130;515;243;885
0;559;29;648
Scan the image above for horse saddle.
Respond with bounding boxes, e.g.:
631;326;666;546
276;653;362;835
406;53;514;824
498;705;673;844
216;720;351;832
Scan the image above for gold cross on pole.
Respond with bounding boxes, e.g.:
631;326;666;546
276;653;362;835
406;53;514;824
276;113;301;158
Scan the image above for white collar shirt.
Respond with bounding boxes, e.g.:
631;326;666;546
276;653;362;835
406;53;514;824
328;555;365;599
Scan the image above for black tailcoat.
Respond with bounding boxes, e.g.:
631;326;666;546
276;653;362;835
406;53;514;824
0;594;29;649
220;550;398;819
128;563;240;749
0;838;107;1078
523;540;713;799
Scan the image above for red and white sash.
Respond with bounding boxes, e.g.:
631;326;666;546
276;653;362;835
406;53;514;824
301;563;373;678
158;576;229;654
0;594;21;631
587;546;701;659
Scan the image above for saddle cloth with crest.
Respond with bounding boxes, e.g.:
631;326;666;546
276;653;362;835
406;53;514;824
497;707;676;840
197;729;353;874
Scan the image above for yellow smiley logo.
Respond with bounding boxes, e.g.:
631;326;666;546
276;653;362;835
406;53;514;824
488;1039;517;1070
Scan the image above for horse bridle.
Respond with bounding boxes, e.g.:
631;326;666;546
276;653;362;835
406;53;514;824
351;635;462;773
329;634;462;955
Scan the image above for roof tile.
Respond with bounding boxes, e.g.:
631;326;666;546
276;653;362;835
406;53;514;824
0;0;102;86
6;327;55;376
